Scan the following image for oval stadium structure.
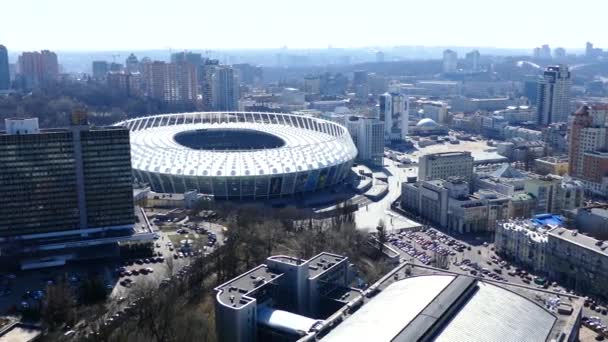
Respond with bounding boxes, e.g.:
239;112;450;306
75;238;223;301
117;112;358;199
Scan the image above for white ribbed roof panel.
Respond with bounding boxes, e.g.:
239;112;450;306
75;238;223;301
117;112;357;178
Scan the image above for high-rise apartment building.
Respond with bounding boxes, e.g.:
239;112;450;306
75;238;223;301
201;59;219;111
125;53;140;73
92;61;109;80
442;49;458;73
568;104;608;196
142;61;198;104
346;116;384;166
0;114;151;269
418;152;474;183
17;50;59;89
212;66;239;111
378;92;409;141
465;50;480;71
0;45;9;90
537;65;571;125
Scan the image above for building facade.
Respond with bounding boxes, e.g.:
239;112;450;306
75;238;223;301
213;66;240;111
568;104;608;196
0;116;148;269
142;61;198;104
0;45;9;90
537;65;571;125
214;253;353;342
346;116;384;166
524;175;584;215
378;92;409;141
17;50;59;89
442;49;458;73
418;151;474;183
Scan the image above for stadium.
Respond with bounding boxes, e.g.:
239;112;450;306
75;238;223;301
117;112;358;199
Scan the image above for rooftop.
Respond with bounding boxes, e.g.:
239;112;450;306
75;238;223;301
319;264;582;342
549;227;608;257
214;265;283;308
308;252;347;279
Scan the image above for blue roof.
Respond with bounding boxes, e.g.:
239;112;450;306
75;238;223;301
532;214;564;227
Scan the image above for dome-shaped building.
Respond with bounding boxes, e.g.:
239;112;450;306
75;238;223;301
412;118;446;135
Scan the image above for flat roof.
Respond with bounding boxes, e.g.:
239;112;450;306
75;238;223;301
308;252;347;278
549;227;608;257
215;265;282;308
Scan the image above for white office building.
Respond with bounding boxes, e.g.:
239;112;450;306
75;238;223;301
346;116;384;166
418;151;474;183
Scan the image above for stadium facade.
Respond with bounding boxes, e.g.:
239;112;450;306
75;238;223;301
117;112;357;199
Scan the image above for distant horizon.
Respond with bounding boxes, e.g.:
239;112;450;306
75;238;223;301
1;0;606;52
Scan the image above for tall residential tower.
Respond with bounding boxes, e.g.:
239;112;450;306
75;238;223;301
537;65;571;125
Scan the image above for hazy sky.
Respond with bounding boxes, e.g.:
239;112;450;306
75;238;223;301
1;0;604;51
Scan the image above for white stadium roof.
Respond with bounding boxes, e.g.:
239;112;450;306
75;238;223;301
119;112;357;178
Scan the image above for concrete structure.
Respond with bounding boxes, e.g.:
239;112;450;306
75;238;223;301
214;253;354;342
567;104;608;197
535;156;569;176
346;116;384;166
537;65;571;125
17;50;59;89
120;112;357;199
402;178;510;233
410;118;448;136
548;227;608;299
378;92;409;141
418;152;474;183
525;175;584;215
0;115;152;269
474;163;528;196
319;267;581;342
465;49;480;71
571;205;608;240
495;218;554;273
213;66;240;111
442;49;458;73
125;53;140;73
493;106;537;124
92;60;109;80
142;61;198;104
0;45;9;90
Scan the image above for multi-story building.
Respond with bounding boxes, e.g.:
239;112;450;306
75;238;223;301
125;53;140;73
142;61;198;104
524;175;584;215
418;151;474;183
495;217;554;274
442;49;458;73
402;178;510;233
0;45;9;90
346;116;384;166
0;114;152;269
537;65;571;125
534;155;569;176
568;104;608;196
107;72;142;97
17;50;59;89
92;61;109;80
572;205;608;240
465;50;480;71
547;227;608;299
493;106;536;124
214;252;354;342
212;66;239;111
378;92;409;141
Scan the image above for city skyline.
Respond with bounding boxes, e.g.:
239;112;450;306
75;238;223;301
1;0;607;51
